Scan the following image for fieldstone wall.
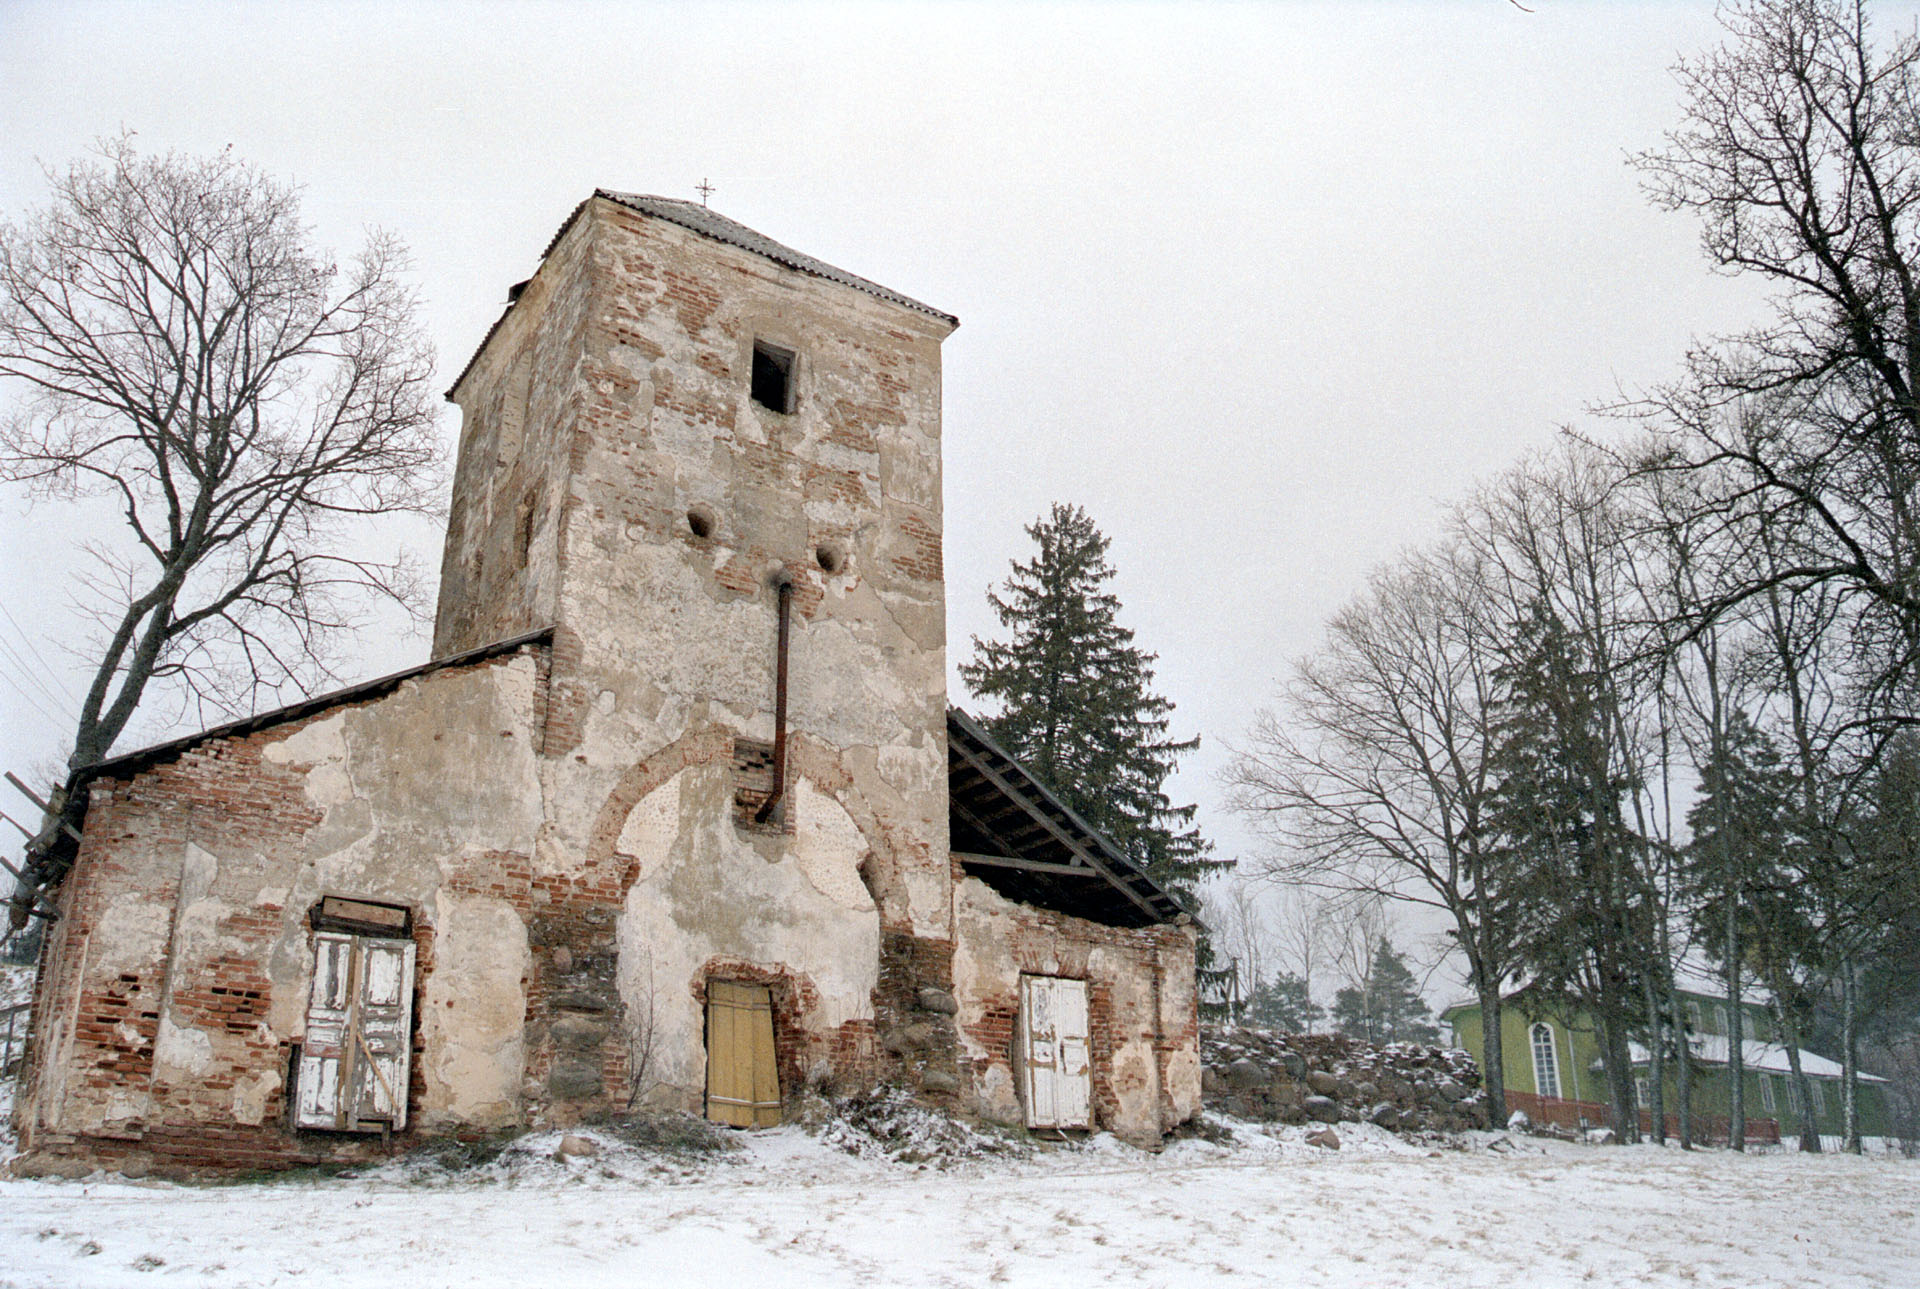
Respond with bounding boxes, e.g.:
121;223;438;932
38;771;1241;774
1202;1027;1489;1133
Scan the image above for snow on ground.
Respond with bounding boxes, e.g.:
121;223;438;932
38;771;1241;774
1;1106;1916;1289
0;964;31;1159
0;964;30;1011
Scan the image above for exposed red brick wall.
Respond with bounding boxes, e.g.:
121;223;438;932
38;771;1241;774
955;879;1199;1142
13;646;544;1174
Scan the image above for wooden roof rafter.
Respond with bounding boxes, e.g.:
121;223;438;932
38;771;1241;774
946;707;1190;929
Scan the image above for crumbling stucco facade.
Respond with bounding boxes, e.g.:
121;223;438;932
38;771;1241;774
13;643;546;1170
953;876;1200;1144
12;194;1198;1173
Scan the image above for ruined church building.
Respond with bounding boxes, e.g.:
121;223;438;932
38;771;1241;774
13;193;1201;1173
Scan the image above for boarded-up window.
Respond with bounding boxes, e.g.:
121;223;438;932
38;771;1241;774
705;980;781;1128
295;931;416;1132
1020;975;1091;1130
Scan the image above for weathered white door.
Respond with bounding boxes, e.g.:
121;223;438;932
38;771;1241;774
1020;975;1091;1130
296;932;416;1131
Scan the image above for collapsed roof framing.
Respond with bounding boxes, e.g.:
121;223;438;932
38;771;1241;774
946;707;1190;929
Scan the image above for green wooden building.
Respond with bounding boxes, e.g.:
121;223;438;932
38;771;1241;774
1441;981;1891;1143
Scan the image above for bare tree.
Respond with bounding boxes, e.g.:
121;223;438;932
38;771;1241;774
0;138;441;927
1626;451;1770;1150
1325;893;1392;1005
1226;539;1515;1117
1203;878;1274;1018
1456;442;1682;1141
1632;0;1920;717
625;947;659;1110
1271;890;1333;1029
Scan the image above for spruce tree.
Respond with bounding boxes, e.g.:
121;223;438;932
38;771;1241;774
961;504;1228;999
1482;599;1648;1136
1244;973;1323;1034
1330;939;1439;1044
961;504;1216;890
1685;710;1824;1149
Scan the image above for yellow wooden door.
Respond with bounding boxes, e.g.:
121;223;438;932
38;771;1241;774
705;980;781;1127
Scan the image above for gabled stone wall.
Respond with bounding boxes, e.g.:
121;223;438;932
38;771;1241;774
953;873;1200;1146
13;646;547;1176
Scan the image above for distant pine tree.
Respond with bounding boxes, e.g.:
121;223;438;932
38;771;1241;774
1244;973;1323;1033
1683;709;1801;965
1481;597;1647;1136
960;503;1230;997
1330;938;1438;1045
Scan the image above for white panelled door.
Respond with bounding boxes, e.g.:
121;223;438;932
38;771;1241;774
296;932;416;1132
1020;975;1091;1130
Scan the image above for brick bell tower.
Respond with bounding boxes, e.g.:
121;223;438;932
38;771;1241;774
435;193;962;1120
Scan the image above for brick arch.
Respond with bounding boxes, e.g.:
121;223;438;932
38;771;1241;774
586;724;919;928
780;732;927;932
585;724;733;889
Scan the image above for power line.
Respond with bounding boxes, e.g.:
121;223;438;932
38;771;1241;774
0;603;60;675
0;603;82;723
0;638;79;725
0;644;80;725
0;603;81;701
0;665;72;729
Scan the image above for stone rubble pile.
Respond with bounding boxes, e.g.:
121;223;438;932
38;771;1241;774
1201;1026;1489;1133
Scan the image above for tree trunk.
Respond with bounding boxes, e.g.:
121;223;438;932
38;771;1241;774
1774;991;1821;1153
1478;976;1508;1127
1727;924;1745;1151
1611;1013;1638;1142
1843;958;1862;1154
1672;973;1695;1149
1642;972;1666;1144
1596;1005;1634;1141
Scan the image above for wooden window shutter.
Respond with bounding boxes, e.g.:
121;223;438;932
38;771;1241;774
1020;975;1091;1131
704;980;781;1128
296;931;416;1132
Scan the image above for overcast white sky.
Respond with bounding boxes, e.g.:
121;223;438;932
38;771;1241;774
6;1;1902;974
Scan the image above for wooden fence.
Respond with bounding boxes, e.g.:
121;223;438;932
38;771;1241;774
1505;1089;1781;1145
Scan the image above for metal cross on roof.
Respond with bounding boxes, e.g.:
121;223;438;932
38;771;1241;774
696;178;715;206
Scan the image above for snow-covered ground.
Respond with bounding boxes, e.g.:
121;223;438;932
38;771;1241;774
1;1105;1915;1289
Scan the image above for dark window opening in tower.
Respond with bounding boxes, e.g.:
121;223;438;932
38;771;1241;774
751;341;795;413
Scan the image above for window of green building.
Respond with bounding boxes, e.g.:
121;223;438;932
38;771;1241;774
1531;1023;1561;1099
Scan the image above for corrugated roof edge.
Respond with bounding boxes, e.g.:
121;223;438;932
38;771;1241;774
446;191;957;400
947;704;1197;928
72;628;555;791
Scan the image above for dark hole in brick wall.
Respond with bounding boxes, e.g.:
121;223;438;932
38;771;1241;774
751;341;794;414
514;490;538;569
731;738;788;833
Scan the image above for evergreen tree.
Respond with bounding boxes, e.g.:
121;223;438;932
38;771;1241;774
1330;938;1439;1044
1686;709;1831;1149
961;504;1229;1001
1683;710;1801;959
1244;973;1323;1034
1851;733;1920;1046
961;503;1219;896
1482;599;1649;1136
